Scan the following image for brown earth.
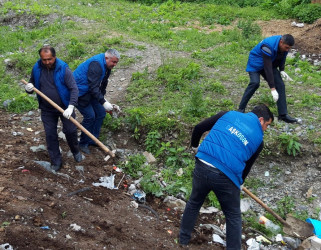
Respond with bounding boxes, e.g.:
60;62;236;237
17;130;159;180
0;17;321;249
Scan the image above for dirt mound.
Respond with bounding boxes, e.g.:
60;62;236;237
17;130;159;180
257;18;321;57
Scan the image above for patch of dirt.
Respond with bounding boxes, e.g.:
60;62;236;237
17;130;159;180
1;13;321;249
257;18;321;59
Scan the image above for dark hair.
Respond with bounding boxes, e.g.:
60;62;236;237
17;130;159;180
251;104;274;122
38;45;56;57
281;34;295;46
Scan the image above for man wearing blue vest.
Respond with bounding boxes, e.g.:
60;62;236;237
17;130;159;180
25;45;82;171
73;49;120;155
179;104;273;249
238;34;297;123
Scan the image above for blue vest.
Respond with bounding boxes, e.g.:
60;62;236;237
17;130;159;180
73;53;107;97
196;111;263;188
246;35;288;72
32;58;70;107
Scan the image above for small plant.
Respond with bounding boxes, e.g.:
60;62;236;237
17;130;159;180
183;84;206;118
145;131;161;154
67;37;86;59
278;133;301;156
276;195;295;219
102;114;122;132
6;93;38;112
61;211;67;219
120;154;146;179
237;19;261;39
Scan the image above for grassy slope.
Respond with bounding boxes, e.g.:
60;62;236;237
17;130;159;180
1;0;320;221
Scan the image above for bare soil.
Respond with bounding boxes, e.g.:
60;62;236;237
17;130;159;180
0;17;321;249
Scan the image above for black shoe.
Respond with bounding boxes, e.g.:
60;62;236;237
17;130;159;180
51;163;62;171
278;114;297;123
238;108;245;113
79;145;90;154
73;152;83;162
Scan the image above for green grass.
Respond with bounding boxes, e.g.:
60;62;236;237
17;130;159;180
1;0;320;210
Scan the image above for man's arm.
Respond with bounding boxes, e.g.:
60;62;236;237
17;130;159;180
191;111;227;147
64;68;79;106
242;142;264;182
262;45;275;89
87;61;105;104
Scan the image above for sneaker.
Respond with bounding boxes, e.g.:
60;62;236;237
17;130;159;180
278;114;297;123
238;108;245;113
73;152;83;162
51;163;62;171
79;145;90;154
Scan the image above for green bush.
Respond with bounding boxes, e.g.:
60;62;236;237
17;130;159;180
278;133;301;156
293;3;321;23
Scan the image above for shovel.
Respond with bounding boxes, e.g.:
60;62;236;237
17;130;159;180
242;186;314;239
21;79;115;158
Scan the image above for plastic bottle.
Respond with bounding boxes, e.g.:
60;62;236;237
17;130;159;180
258;215;281;233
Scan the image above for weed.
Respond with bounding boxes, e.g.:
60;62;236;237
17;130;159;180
67;37;86;59
145;131;161;154
237;19;261;39
278;133;301;156
183;84;206;118
276;195;295;218
61;211;67;219
6;93;38;113
102;114;123;132
125;107;145;132
120;154;146;179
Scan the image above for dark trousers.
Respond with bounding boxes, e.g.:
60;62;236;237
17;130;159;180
179;159;241;249
77;98;106;146
239;69;288;115
41;109;79;166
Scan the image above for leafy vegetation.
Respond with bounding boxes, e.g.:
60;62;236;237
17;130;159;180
0;0;320;226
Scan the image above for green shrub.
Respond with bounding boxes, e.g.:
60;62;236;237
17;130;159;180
237;19;261;39
278;133;301;156
293;3;321;23
120;154;146;179
6;93;38;112
145;131;162;154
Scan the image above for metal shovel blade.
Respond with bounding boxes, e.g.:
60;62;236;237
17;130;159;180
283;214;314;239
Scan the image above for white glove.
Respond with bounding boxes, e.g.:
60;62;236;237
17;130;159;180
63;105;74;119
280;71;293;81
271;89;279;102
103;101;113;111
112;104;121;112
191;146;199;153
25;83;34;92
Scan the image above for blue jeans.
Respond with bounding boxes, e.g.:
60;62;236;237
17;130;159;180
77;98;106;146
179;158;241;249
239;69;288;115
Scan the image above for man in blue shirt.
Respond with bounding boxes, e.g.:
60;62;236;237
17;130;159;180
179;104;273;249
25;45;82;171
238;34;297;123
73;49;120;154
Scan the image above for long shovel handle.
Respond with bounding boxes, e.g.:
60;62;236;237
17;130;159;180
242;186;290;227
21;79;115;157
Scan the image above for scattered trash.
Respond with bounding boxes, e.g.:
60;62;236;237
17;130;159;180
258;215;281;233
22;169;30;173
66;187;91;197
104;155;111;162
163;195;186;210
240;198;251;213
167;230;173;235
275;234;283;242
306;218;321;238
26;128;33;132
291;21;304;28
213;234;226;247
116;173;126;189
176;168;183;176
40;226;50;230
0;243;13;250
133;190;146;203
130;201;139;208
138;204;159;221
256;235;271;244
30;145;47;152
246;238;260;250
264;171;269;177
70;223;83;232
92;175;116;189
113;166;122;172
66;234;72;239
200;224;225;237
200;206;219;214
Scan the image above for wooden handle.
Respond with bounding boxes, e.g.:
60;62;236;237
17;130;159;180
242;186;290;227
21;79;115;157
